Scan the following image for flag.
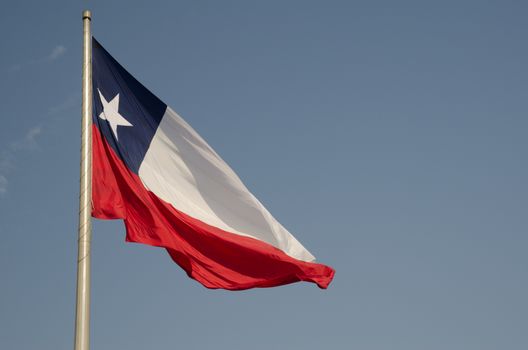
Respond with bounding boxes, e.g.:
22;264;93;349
91;38;335;290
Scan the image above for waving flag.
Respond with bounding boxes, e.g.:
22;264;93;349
91;38;335;290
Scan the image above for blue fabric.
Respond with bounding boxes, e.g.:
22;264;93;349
92;37;167;174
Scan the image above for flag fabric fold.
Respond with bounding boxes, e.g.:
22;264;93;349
91;37;335;290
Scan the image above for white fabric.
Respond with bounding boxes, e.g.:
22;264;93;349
138;107;315;262
97;90;133;140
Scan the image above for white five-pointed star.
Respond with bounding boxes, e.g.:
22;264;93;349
98;89;132;140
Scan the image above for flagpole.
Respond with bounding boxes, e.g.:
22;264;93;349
74;10;93;350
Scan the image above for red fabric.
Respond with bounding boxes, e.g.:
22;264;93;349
92;125;335;290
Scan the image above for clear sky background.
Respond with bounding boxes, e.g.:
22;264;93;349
0;1;527;349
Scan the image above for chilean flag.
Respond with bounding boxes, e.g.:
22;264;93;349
91;38;335;290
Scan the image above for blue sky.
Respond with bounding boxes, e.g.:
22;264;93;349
0;1;527;349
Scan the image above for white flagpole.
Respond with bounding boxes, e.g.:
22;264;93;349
74;10;93;350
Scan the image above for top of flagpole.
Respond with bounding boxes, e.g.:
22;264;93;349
82;10;91;20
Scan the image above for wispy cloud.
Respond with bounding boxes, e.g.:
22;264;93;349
0;175;7;195
0;91;80;197
8;45;67;72
10;126;42;151
2;43;74;195
9;64;22;73
48;45;67;61
0;126;42;196
48;93;80;117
